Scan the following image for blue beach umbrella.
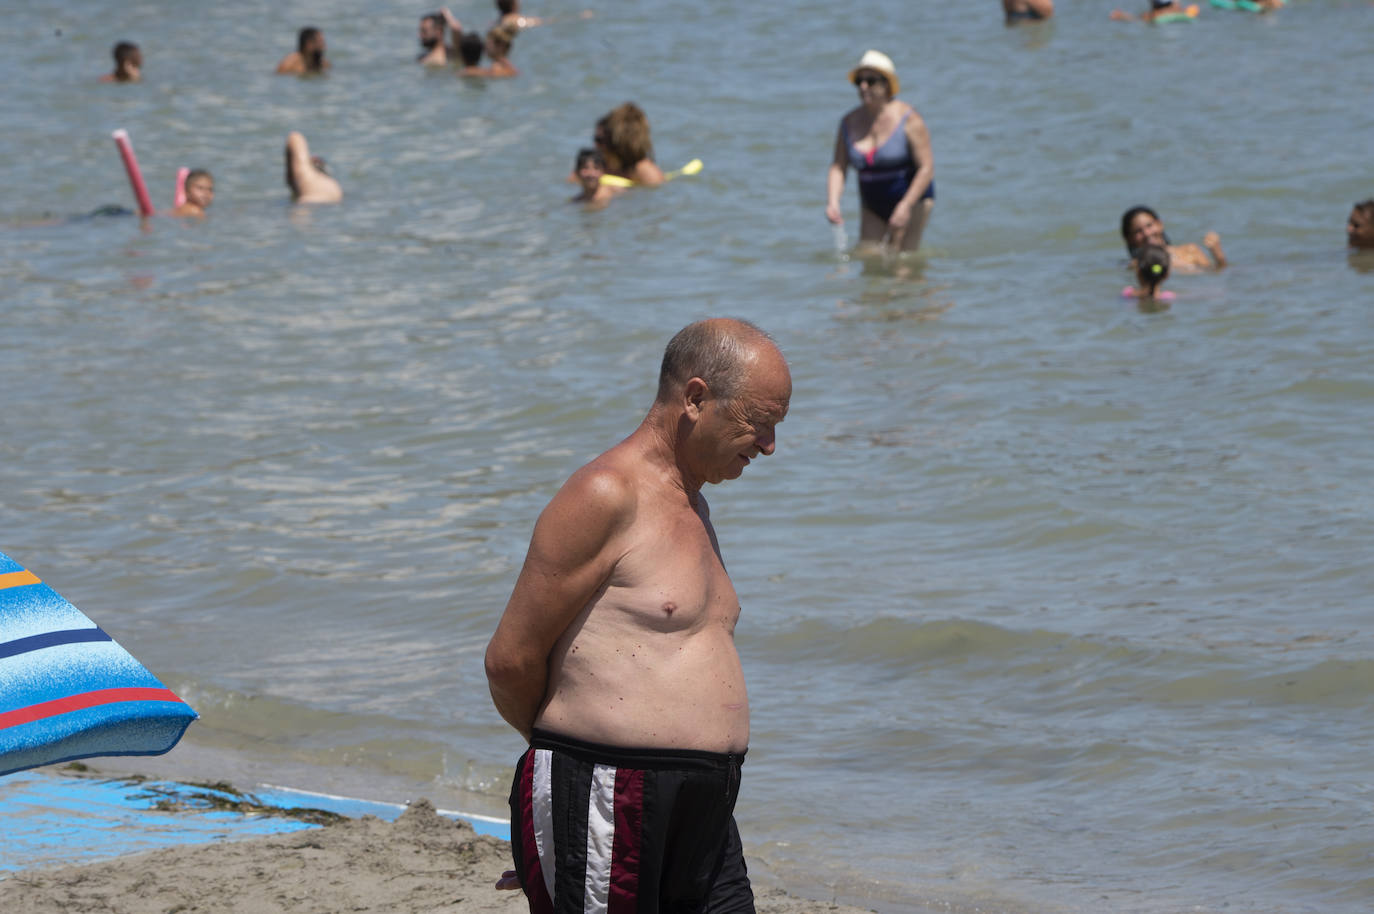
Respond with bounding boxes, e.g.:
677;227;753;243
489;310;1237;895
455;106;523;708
0;550;197;777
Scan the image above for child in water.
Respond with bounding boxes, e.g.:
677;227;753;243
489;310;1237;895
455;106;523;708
170;170;214;218
1123;244;1175;302
570;148;619;208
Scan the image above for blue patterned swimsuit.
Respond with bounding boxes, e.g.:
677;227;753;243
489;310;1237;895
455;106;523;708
844;111;935;222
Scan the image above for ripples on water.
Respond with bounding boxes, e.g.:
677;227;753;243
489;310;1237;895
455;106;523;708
3;1;1374;912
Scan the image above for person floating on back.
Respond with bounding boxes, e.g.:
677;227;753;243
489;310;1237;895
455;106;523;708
101;42;141;83
170;170;213;218
276;27;329;75
1123;244;1175;302
1121;205;1225;272
285;132;342;204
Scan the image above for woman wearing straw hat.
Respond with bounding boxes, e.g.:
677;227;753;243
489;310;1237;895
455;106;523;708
826;50;935;253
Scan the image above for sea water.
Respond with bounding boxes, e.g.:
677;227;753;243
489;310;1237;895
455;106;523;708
3;1;1373;911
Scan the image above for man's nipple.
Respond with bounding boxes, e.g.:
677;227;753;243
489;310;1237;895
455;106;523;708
662;602;676;617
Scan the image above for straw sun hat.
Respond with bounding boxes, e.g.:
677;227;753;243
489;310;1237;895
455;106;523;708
847;49;900;96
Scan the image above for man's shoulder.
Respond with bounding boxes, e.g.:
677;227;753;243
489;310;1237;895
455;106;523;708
559;454;640;517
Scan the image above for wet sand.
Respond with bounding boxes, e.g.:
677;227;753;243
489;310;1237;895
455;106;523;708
0;797;876;914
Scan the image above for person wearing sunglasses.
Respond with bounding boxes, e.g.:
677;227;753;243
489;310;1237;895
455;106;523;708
826;50;935;254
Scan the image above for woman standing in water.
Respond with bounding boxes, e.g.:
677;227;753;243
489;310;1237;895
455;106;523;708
826;50;935;253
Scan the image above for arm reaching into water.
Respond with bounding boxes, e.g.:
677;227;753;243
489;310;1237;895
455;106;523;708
826;120;849;224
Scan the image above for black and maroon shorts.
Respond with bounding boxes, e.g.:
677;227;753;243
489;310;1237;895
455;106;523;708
508;729;754;914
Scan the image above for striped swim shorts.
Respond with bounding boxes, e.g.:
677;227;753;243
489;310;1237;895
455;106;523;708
508;729;754;914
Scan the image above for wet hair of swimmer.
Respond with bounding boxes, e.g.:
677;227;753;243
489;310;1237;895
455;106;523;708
1135;244;1171;290
575;148;605;171
1150;0;1175;7
497;0;517;13
421;12;445;37
297;27;321;54
113;41;139;67
1120;204;1173;253
458;31;485;66
298;27;325;70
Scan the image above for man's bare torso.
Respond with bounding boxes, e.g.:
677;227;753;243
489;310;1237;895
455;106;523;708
533;444;750;754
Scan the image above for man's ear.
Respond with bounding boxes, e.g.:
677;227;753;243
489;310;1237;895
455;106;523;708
683;377;709;420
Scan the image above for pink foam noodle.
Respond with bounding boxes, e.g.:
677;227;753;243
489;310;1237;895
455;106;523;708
111;128;155;217
173;167;189;208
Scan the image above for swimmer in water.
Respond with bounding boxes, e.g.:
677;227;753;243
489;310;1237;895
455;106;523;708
1002;0;1054;21
1121;206;1225;272
418;11;449;65
1122;244;1175;302
495;0;544;31
285;132;342;204
101;42;141;83
170;170;213;218
1110;0;1196;21
485;24;519;77
455;30;489;76
570;148;620;208
1348;199;1374;250
591;103;665;187
276;27;329;75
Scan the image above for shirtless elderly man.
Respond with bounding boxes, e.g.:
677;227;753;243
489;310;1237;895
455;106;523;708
486;318;791;914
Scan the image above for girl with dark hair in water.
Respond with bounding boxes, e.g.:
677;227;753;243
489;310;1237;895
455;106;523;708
1123;244;1175;302
1121;205;1225;272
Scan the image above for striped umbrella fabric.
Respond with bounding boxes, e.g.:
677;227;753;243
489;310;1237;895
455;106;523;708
0;550;197;777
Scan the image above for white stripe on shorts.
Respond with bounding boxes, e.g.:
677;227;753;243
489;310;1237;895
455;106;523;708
532;748;556;902
584;763;618;914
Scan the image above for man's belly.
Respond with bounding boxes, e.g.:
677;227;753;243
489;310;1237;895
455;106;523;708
535;645;749;753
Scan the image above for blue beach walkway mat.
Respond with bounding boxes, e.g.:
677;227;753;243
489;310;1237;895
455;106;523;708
0;551;197;777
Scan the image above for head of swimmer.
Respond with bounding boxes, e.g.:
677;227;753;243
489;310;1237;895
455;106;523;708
458;31;485;66
184;170;214;210
419;13;445;50
852;68;891;101
298;27;325;70
112;41;141;81
1121;206;1169;254
497;0;519;13
1348;200;1374;250
575;148;605;194
1135;244;1170;291
594;103;653;172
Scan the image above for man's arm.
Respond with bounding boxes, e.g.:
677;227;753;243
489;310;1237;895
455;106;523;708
485;465;633;741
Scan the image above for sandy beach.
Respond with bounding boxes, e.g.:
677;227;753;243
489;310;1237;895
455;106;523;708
1;792;876;914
